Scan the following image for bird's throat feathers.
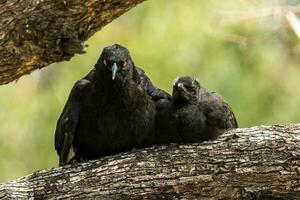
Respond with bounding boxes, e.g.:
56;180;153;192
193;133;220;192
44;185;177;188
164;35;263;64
93;67;144;104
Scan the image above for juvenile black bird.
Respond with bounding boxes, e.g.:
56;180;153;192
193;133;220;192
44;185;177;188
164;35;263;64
156;76;238;144
55;44;170;165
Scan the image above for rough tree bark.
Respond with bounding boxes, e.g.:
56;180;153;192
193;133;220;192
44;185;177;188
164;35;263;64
0;124;299;199
0;0;146;85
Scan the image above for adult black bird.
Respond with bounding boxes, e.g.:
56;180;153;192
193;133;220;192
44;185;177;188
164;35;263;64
156;76;238;144
55;44;170;165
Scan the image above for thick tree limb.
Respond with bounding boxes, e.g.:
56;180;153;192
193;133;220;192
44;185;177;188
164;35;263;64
0;124;300;199
0;0;146;85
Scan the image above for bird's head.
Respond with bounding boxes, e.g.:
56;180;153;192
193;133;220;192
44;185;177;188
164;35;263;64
96;44;135;82
172;76;201;104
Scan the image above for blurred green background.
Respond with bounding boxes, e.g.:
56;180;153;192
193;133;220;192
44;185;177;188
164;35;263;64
1;0;300;182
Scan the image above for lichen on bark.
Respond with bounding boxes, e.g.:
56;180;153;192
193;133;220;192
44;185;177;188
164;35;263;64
0;124;299;199
0;0;146;85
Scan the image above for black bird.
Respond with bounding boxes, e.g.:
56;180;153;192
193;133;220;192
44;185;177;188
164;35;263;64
55;44;170;165
156;76;238;144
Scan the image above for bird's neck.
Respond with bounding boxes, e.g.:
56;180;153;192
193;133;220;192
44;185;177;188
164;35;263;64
172;100;190;107
94;69;135;101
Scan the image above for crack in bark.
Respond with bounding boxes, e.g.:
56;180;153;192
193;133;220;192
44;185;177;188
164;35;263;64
0;124;299;199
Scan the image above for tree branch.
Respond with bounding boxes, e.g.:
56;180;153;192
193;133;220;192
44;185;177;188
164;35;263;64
0;124;299;199
0;0;146;85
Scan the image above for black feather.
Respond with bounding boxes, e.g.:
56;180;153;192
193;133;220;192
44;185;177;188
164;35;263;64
55;44;170;165
156;76;238;144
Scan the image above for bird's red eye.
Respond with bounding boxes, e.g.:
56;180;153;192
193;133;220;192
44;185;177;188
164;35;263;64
103;59;107;66
123;59;128;68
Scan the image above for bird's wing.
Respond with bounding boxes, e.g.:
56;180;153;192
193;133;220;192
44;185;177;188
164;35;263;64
203;92;238;129
55;79;92;165
136;67;171;101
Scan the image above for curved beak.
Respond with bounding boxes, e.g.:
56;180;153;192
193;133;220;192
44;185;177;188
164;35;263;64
111;62;118;80
177;83;184;89
177;83;185;92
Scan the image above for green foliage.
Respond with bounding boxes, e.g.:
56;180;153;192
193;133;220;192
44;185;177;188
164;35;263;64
1;0;300;182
